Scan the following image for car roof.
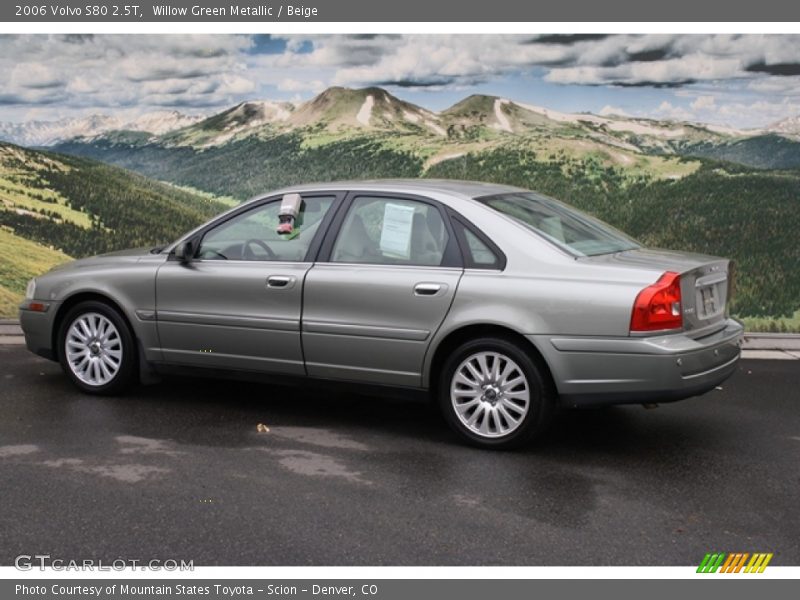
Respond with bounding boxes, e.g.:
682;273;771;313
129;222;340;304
270;179;525;200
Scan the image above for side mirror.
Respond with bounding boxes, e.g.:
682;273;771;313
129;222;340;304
174;238;196;263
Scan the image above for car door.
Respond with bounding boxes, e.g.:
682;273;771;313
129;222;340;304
302;192;464;387
155;193;340;374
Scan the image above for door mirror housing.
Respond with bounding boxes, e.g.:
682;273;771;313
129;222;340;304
174;238;196;263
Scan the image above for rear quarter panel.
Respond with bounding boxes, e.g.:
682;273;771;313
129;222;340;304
419;191;667;388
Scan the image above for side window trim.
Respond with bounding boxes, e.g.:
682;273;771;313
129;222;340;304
176;191;345;263
316;191;463;269
447;209;507;271
301;192;347;262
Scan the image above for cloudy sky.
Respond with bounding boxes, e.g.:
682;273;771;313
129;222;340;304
1;34;799;128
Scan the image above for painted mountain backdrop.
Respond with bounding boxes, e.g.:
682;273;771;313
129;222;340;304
1;87;799;328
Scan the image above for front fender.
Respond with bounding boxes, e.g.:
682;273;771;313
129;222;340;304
36;256;164;362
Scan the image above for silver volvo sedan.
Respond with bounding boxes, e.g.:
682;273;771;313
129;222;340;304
19;180;744;448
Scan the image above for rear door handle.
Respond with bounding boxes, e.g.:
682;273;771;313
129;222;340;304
267;275;295;289
414;282;445;296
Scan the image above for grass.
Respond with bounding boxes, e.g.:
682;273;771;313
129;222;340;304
299;129;366;149
739;310;800;333
0;285;20;318
0;150;93;228
0;227;71;317
159;182;240;208
520;135;701;181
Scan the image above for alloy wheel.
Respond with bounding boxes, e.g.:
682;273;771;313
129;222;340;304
450;351;531;438
65;312;123;387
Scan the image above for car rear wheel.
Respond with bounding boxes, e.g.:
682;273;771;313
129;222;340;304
439;337;555;449
58;301;137;395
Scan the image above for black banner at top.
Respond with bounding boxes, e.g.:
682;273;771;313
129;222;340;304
3;0;800;22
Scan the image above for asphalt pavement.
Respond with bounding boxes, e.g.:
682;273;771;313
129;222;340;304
0;345;798;566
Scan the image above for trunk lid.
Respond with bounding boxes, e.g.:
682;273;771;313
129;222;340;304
577;248;731;334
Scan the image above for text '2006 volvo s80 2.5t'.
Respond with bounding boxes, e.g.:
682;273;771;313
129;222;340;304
19;180;744;448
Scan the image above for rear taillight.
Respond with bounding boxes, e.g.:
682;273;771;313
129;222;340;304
630;271;683;332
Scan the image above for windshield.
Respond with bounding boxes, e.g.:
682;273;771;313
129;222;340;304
477;192;640;257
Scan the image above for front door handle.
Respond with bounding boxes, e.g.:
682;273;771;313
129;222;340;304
414;282;445;296
267;275;295;289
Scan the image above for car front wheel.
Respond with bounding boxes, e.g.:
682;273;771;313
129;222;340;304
439;337;555;449
58;301;137;395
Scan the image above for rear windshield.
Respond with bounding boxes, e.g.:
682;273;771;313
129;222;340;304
477;192;640;257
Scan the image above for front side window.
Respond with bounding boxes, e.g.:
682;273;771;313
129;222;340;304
478;192;640;257
331;196;449;266
197;196;335;261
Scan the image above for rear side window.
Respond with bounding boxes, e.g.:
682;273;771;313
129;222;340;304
478;192;640;257
331;196;450;266
463;229;499;267
450;216;504;270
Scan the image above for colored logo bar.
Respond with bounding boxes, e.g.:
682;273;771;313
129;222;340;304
697;552;773;573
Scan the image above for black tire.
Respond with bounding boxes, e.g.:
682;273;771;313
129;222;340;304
57;300;138;395
438;336;555;449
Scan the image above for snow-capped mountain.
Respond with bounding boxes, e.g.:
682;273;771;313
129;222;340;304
766;115;800;137
122;110;204;135
160;87;447;146
288;86;445;135
0;110;203;147
0;115;119;147
4;86;798;159
164;101;296;146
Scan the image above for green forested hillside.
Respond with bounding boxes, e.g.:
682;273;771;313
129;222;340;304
55;133;424;201
0;142;228;257
675;135;800;170
0;142;229;315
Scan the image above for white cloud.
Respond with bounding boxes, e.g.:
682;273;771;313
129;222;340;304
599;105;630;117
217;74;257;95
747;76;800;95
545;55;743;86
690;95;716;111
714;98;799;127
277;78;326;93
0;34;255;115
269;34;800;92
10;63;65;89
610;95;800;129
1;34;800;130
654;101;694;121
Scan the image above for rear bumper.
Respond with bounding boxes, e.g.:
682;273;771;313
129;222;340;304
528;318;744;408
19;302;58;361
